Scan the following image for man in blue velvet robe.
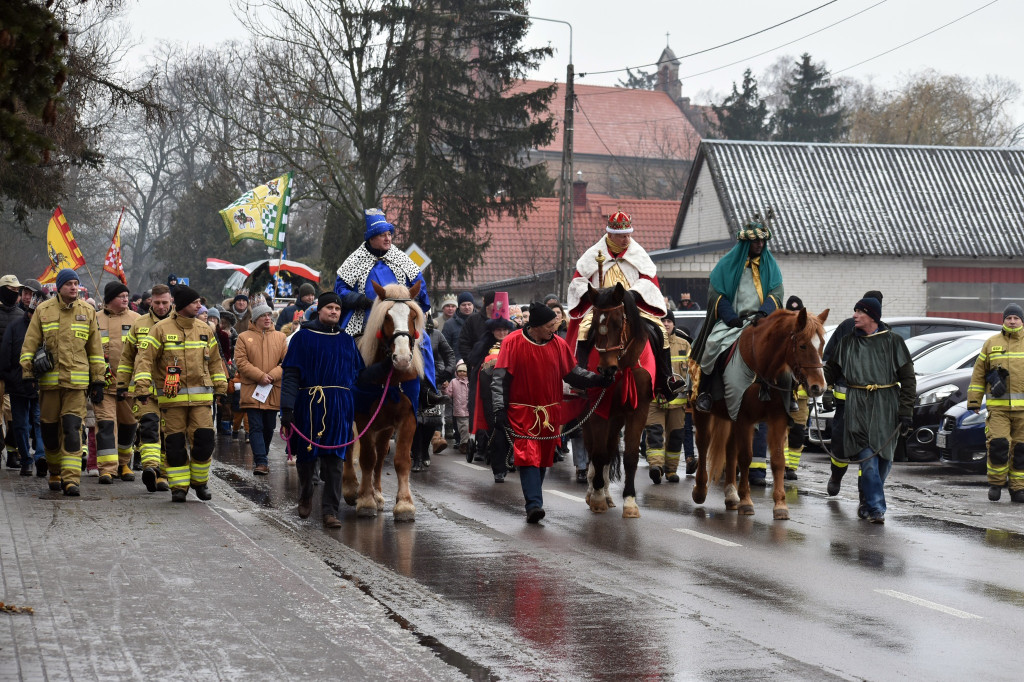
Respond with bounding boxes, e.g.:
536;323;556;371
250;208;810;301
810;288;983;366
334;208;437;411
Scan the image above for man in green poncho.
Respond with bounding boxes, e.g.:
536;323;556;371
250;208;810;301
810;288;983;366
692;210;784;414
823;297;915;524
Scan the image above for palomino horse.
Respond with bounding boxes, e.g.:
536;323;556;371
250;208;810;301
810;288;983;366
343;281;425;521
581;283;654;518
692;307;829;520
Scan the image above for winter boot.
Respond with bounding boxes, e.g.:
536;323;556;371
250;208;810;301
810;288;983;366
5;450;19;469
411;456;424;473
192;485;212;501
20;456;33;476
989;485;1002;502
649;466;663;484
142;467;158;493
1010;489;1024;504
171;488;187;502
63;482;80;497
785;468;798;480
748;467;767;487
119;464;135;482
48;475;62;491
827;462;847;496
35;457;47;477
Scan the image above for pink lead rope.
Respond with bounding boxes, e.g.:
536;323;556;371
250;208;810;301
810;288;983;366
280;369;394;454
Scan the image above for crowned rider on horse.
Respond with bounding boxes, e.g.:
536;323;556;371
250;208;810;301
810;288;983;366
566;211;683;400
691;210;785;415
334;208;438;413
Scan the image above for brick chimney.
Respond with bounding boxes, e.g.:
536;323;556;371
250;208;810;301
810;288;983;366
572;177;588;211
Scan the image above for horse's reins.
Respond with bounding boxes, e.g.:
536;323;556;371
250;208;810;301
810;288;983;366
746;313;824;394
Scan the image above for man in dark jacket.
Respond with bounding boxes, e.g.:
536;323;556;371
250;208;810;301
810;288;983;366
0;289;47;475
0;273;24;468
276;282;317;330
458;291;494;361
443;292;474;362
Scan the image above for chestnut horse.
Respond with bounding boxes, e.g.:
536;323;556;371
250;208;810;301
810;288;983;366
581;283;654;518
343;281;425;521
691;307;829;520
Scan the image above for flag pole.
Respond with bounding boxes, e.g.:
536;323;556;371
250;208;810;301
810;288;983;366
82;260;101;297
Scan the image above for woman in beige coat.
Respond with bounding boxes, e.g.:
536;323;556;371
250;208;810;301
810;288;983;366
234;303;287;475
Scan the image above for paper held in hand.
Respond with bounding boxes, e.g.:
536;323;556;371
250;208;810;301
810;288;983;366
252;383;272;404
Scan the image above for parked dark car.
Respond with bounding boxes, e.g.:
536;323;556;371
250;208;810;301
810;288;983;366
906;368;974;461
672;310;706;343
936;399;987;472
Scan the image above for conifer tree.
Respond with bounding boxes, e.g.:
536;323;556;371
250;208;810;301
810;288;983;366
710;69;772;140
773;53;847;142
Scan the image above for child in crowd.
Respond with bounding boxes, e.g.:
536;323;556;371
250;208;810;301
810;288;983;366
445;360;471;454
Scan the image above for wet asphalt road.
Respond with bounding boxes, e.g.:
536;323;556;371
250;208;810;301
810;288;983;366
212;435;1024;681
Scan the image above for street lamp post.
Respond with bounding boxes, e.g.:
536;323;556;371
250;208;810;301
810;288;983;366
492;11;574;301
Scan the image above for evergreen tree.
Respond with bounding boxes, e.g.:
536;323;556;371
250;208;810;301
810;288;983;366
396;0;556;289
774;53;847;142
710;68;772;140
617;67;658;90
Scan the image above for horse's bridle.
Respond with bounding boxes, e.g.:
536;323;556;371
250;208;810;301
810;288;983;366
751;325;824;392
592;303;633;360
375;296;420;353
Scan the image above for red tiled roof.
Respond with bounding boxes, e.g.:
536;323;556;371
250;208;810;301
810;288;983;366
510;80;700;160
452;193;681;289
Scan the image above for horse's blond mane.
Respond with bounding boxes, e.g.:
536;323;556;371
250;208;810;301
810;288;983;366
356;283;426;375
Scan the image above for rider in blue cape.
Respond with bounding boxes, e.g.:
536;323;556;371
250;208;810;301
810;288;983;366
334;208;437;414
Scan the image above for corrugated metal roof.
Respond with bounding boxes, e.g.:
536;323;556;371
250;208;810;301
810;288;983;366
675;141;1024;257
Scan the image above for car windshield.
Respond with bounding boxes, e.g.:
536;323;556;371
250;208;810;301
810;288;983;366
913;336;986;375
905;336;950;358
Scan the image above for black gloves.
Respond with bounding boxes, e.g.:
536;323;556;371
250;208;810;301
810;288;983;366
726;316;745;328
116;387;129;401
986;367;1009;398
89;382;106;404
750;310;769;327
899;415;913;436
821;390;835;412
23;377;37;393
493;408;508;428
592;370;615;388
32;344;53;376
281;408;294;428
357;294;374;310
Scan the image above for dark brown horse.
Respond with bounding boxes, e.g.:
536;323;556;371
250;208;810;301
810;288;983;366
342;281;425;521
691;307;829;520
581;283;654;518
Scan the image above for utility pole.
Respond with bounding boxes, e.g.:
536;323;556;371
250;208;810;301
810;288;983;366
554;63;574;302
491;10;574;301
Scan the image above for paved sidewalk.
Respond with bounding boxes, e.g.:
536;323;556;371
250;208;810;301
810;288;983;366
0;466;463;681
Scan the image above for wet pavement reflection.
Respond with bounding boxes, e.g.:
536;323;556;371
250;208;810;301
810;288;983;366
212;437;1024;680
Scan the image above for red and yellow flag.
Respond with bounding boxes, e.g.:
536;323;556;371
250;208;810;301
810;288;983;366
103;207;127;285
38;207;86;284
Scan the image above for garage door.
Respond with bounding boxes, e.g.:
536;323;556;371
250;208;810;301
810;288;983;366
927;266;1024;323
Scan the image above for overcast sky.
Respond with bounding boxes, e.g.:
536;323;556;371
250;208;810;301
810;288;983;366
123;0;1021;107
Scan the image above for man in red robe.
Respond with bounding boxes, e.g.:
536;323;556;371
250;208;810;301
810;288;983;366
492;303;613;523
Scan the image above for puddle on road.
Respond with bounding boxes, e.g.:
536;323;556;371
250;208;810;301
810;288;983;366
899;514;1024;552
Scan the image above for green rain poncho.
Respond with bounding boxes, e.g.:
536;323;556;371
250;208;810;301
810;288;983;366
824;326;916;461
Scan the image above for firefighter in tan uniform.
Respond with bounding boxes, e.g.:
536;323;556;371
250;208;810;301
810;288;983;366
967;303;1024;503
19;269;106;496
117;284;173;492
95;281;139;483
133;286;227;502
644;313;690;484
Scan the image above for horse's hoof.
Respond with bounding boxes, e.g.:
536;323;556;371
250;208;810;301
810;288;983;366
773;507;790;520
622;503;640;519
343;495;357;507
375;493;385;511
692;488;707;505
725;499;739;511
585;492;592;505
393;507;416;522
356;503;378;518
739;504;755;515
606;498;616;508
589;500;609;513
724;484;740;506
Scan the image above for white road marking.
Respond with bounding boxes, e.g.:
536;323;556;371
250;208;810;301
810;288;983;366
547;489;586;502
456;461;488;471
673;528;742;547
875;589;983;619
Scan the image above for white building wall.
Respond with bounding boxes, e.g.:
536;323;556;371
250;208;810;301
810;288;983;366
675;169;730;247
655;253;927;316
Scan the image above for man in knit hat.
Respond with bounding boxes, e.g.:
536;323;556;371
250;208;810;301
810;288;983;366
19;269;106;496
823;296;915;524
968;302;1024;503
433;293;458;332
276;282;317;331
566;211;682;401
94;281;140;483
117;284;174;492
133;285;228;502
443;292;475;362
491;301;614;522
